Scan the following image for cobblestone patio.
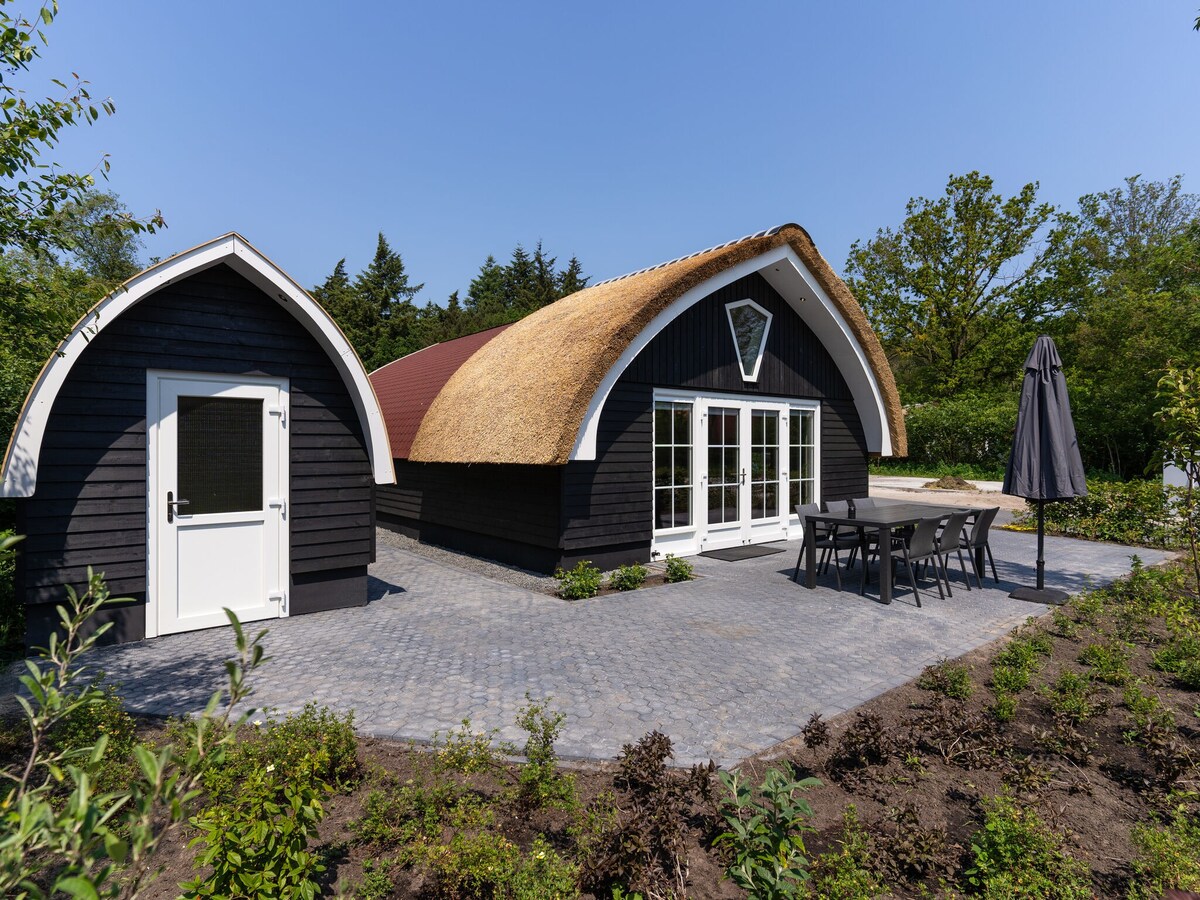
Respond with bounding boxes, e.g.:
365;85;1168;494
61;528;1173;767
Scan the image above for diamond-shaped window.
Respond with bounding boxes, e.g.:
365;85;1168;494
725;299;773;381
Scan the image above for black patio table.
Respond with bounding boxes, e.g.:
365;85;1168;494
800;502;982;604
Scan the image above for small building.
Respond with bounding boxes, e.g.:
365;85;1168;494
1;234;394;646
371;224;906;572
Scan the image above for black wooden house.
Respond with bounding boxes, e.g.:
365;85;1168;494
1;234;395;646
371;224;906;572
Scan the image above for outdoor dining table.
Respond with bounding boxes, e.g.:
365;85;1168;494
801;502;982;604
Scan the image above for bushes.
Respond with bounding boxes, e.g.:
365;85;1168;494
1013;480;1185;549
965;794;1092;899
900;396;1019;471
554;561;604;600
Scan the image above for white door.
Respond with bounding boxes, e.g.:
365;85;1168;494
148;372;289;637
700;400;788;550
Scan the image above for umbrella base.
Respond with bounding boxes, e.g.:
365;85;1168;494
1009;586;1070;605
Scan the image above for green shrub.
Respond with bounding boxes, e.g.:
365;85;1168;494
717;766;821;896
1042;672;1103;724
807;805;884;899
990;692;1019;723
1128;808;1200;898
432;718;500;774
917;658;975;700
899;396;1019;471
422;831;579;899
510;694;574;809
609;563;648;592
182;761;326;899
195;702;359;804
349;857;398;900
966;794;1093;899
992;665;1031;695
555;560;603;600
1013;480;1185;549
0;528;21;659
662;554;694;583
1152;631;1200;689
1078;640;1134;685
46;674;138;790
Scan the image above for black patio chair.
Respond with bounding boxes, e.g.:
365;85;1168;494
959;506;1001;588
890;516;952;607
936;510;974;591
792;502;857;590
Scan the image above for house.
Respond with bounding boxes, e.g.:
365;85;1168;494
1;234;394;646
370;224;906;572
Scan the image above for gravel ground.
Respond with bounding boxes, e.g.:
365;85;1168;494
374;528;561;594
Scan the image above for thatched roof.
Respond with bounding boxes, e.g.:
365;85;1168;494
402;224;904;465
371;324;511;459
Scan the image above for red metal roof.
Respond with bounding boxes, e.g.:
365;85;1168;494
369;324;512;459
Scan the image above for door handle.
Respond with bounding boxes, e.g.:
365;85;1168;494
166;490;190;523
740;468;746;485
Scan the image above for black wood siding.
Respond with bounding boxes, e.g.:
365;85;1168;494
560;272;867;556
19;263;374;638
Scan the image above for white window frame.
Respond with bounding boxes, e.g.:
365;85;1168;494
724;298;773;382
650;388;821;558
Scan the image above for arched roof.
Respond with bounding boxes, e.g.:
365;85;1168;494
405;224;905;465
370;323;512;459
1;233;395;498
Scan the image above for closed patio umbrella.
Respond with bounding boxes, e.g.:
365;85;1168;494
1003;335;1088;604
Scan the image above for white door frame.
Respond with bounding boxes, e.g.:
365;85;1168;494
651;388;821;559
146;370;290;638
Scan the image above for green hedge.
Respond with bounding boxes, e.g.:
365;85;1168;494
901;397;1018;470
1012;480;1185;549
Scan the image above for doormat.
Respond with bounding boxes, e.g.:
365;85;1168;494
699;544;786;562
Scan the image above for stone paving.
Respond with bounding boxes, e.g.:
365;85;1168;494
65;527;1173;767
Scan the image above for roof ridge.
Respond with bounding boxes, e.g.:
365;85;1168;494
592;224;793;287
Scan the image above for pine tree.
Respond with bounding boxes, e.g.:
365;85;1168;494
557;256;588;297
531;241;559;311
503;244;537;316
354;233;424;367
312;259;376;364
466;255;508;328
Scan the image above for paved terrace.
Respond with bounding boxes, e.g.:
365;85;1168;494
72;529;1173;767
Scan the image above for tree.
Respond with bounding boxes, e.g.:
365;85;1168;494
52;190;145;283
557;256;588;297
844;172;1076;400
0;2;161;252
1157;362;1200;585
352;233;423;367
311;259;374;361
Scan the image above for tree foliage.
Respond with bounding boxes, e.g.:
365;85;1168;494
313;237;588;370
0;2;161;251
845;172;1076;400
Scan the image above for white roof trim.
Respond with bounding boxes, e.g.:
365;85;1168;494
1;233;395;498
569;244;892;461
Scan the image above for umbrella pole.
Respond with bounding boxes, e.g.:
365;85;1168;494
1037;500;1045;591
1010;497;1068;604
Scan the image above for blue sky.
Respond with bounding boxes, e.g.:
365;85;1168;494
27;2;1200;302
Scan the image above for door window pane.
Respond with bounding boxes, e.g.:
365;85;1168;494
707;406;740;524
177;397;263;515
749;410;779;521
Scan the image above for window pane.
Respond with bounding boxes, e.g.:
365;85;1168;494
750;484;764;518
728;303;770;376
674;448;691;486
673;488;691;527
177;397;262;515
724;412;738;440
789;446;800;474
708;486;723;524
654;445;671;486
708;447;721;481
764;412;777;445
802;479;814;505
724;448;738;483
724;486;738;523
673;407;690;445
764;447;777;479
764;483;778;517
790;414;799;445
801;412;813;446
751;412;763;445
654;405;671;444
803;446;815;478
751;447;764;480
655;488;673;529
708;410;722;444
790;481;800;512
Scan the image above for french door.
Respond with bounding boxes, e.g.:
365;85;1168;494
652;391;819;557
147;372;289;637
